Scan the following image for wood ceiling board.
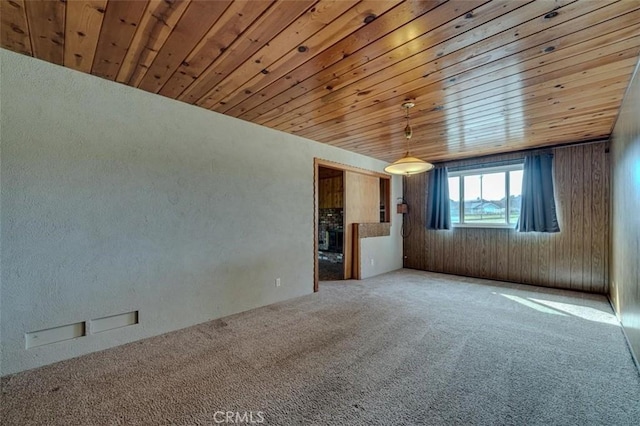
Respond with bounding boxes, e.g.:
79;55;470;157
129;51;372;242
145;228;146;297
338;95;625;151
437;123;613;148
328;91;626;155
3;0;639;163
24;0;65;64
279;3;640;136
429;56;639;122
271;0;623;133
225;0;488;117
226;0;448;119
435;72;631;122
91;0;148;80
414;132;612;162
338;106;622;160
304;84;627;146
116;0;191;86
137;0;233;93
437;34;640;104
64;0;108;73
257;0;555;129
177;0;316;104
309;61;635;143
417;86;627;137
297;33;640;146
435;103;621;140
340;121;615;160
440;49;639;119
158;0;276;99
356;117;611;153
382;115;617;152
196;0;361;110
213;0;403;115
303;40;638;141
1;0;32;55
369;125;613;160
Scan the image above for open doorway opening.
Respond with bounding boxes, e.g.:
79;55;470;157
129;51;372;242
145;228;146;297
317;166;344;281
314;159;392;291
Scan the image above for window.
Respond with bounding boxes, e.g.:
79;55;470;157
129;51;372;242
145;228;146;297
448;163;524;227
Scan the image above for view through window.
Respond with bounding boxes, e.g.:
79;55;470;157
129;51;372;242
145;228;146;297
448;164;524;227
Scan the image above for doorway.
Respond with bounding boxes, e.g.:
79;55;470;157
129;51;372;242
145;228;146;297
317;166;345;282
314;159;392;291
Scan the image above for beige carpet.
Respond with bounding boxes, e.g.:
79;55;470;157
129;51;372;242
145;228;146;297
2;269;639;425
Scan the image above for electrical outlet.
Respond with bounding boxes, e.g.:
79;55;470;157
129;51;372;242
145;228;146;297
275;278;281;287
370;258;375;266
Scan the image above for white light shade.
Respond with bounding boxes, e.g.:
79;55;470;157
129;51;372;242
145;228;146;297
384;155;434;175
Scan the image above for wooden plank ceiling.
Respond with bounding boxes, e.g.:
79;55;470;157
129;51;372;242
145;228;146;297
2;0;639;163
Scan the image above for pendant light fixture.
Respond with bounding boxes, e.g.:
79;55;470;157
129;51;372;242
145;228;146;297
384;102;434;175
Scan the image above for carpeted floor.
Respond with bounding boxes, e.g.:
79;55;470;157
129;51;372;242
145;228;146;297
2;269;639;425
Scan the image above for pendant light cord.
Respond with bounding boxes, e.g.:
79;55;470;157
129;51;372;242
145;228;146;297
400;196;411;238
404;104;413;155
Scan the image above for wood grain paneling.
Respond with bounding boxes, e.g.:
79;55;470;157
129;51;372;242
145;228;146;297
137;0;233;94
318;175;343;209
344;171;380;279
91;0;148;80
64;0;107;72
116;0;191;86
610;59;640;364
197;0;359;110
159;0;273;99
3;0;639;164
24;0;65;64
1;0;31;55
178;0;314;105
403;142;610;293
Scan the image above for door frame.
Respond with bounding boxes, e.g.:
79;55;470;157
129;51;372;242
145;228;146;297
314;158;389;292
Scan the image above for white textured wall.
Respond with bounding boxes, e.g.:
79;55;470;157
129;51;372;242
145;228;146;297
0;49;402;375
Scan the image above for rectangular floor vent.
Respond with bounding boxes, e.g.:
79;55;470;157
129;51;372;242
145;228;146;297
91;311;139;334
25;322;86;349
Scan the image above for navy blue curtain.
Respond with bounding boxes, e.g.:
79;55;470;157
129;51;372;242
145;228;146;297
426;167;451;230
517;154;560;233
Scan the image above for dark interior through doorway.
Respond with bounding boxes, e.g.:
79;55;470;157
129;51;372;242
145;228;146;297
318;166;344;281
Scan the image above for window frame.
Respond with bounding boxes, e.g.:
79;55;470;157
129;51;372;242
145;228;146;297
448;163;524;229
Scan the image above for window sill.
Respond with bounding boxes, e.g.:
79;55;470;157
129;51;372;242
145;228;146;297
452;223;516;230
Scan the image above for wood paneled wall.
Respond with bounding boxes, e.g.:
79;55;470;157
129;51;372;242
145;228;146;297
344;171;380;279
610;60;640;363
403;142;610;293
318;176;343;209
